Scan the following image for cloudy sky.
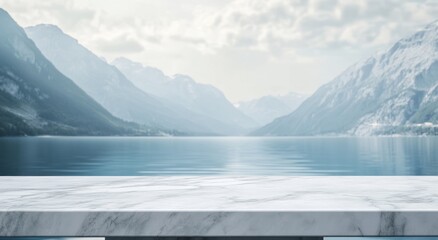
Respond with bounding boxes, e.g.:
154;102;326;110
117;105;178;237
1;0;438;102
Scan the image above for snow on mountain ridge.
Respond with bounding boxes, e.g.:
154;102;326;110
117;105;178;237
320;20;438;108
254;19;438;136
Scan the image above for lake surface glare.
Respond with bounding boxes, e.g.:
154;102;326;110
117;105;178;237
1;136;437;176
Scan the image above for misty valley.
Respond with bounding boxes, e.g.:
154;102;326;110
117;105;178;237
1;8;438;137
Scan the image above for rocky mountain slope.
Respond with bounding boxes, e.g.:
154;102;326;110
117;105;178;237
26;24;244;135
0;9;143;136
254;21;438;136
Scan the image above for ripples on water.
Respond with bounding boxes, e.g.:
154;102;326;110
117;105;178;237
0;136;437;176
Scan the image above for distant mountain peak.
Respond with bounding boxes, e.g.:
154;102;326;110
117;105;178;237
30;24;63;33
112;57;144;68
26;24;78;45
237;92;308;126
172;74;195;83
111;57;166;79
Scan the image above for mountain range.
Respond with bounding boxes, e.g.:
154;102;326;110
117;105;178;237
0;8;147;136
112;57;258;134
26;24;254;135
254;21;438;136
236;92;308;126
1;7;437;136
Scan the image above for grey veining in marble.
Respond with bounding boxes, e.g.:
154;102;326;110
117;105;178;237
1;177;438;237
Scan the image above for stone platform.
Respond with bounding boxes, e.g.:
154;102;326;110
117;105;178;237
1;177;438;237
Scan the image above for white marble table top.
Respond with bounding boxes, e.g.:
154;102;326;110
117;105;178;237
1;176;438;237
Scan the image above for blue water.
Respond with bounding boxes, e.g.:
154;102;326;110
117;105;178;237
1;138;437;240
1;136;437;176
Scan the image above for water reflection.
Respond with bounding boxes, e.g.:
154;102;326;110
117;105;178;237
0;136;437;176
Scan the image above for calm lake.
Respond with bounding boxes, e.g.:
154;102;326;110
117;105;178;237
1;136;437;176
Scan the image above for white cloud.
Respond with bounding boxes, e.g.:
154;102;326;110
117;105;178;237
163;0;438;54
0;0;96;29
94;35;144;54
4;0;437;56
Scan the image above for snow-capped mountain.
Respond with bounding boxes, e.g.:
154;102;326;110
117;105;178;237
236;92;308;125
112;57;258;132
25;24;244;135
254;21;438;136
0;9;138;135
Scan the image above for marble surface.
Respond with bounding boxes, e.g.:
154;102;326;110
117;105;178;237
1;176;438;237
